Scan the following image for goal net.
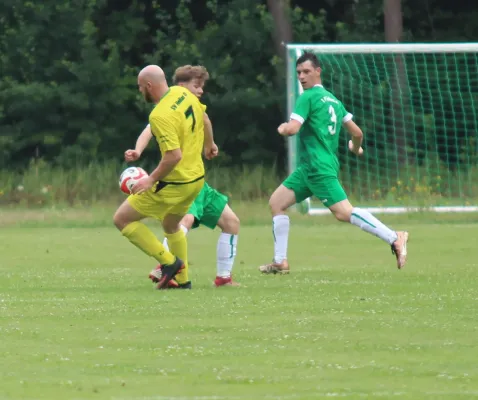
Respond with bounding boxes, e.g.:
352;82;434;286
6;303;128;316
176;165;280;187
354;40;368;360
286;43;478;215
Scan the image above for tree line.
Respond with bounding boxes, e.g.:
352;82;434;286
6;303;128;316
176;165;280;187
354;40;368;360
0;0;476;171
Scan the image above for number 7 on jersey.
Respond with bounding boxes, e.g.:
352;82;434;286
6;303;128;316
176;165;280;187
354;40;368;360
184;106;196;133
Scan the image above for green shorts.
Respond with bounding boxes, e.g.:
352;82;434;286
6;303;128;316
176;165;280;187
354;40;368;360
188;182;228;229
283;166;347;207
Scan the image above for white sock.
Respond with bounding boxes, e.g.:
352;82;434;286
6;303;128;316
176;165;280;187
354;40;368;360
216;233;238;278
350;208;398;245
163;224;189;252
273;215;289;263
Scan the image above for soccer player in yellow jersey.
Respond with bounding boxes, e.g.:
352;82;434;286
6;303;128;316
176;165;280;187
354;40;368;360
126;65;240;288
113;65;205;289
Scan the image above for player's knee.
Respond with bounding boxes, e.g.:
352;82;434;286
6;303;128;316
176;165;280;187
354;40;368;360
113;210;127;231
162;221;178;234
268;196;283;216
222;213;240;235
334;213;347;222
162;214;183;234
329;199;353;223
181;214;195;230
332;209;351;222
269;186;295;216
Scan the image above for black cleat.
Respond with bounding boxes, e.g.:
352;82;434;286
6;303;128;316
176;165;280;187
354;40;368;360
161;279;192;290
156;257;185;290
177;281;192;289
164;278;192;289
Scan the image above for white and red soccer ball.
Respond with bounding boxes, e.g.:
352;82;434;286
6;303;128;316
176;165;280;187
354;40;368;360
119;167;149;194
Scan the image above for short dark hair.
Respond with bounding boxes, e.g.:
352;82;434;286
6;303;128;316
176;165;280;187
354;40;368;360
296;52;320;68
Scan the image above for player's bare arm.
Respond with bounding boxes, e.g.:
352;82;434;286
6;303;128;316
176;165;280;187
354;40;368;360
277;119;302;136
125;125;153;162
344;120;364;156
203;112;218;159
203;113;214;145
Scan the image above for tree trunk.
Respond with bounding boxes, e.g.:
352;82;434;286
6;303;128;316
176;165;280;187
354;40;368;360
384;0;402;43
266;0;292;59
384;0;409;166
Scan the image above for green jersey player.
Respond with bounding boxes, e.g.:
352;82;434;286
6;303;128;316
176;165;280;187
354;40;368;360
259;52;409;274
159;180;240;288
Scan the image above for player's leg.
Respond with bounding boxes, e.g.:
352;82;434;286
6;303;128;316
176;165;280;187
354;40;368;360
163;179;204;286
262;185;295;273
259;167;312;274
151;213;195;287
330;200;408;269
195;186;239;286
316;177;409;269
163;189;204;251
215;204;240;286
161;213;191;286
152;208;199;288
162;214;195;251
113;198;183;286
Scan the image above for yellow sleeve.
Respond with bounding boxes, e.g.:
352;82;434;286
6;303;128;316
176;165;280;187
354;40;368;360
200;103;207;113
149;113;181;152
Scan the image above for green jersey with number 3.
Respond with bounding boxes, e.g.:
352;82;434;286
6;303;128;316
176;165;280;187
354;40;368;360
290;84;352;177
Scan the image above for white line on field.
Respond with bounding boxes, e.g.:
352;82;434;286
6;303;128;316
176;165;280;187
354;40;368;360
111;391;478;400
110;393;402;400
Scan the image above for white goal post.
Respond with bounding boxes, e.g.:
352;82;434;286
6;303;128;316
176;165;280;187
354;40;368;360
286;43;478;215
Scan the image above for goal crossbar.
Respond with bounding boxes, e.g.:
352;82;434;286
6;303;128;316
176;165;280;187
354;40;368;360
287;43;478;54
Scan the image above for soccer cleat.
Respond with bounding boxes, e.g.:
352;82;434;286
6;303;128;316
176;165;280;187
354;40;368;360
259;260;290;274
149;264;179;288
167;279;180;288
214;276;240;287
156;257;185;289
149;265;190;289
148;264;163;283
391;231;409;269
176;281;192;290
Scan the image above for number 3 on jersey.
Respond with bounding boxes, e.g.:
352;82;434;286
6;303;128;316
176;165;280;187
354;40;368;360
185;106;196;133
328;105;337;135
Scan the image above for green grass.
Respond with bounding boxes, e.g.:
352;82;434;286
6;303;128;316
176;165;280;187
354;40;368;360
2;160;478;208
1;206;478;399
0;161;284;207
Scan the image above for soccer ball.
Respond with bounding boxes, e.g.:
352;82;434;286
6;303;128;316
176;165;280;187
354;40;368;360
119;167;149;194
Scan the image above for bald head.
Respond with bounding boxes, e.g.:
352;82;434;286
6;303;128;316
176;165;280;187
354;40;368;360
138;65;166;84
137;65;168;104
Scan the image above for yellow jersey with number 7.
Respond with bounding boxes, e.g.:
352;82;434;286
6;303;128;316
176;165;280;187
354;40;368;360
149;85;205;183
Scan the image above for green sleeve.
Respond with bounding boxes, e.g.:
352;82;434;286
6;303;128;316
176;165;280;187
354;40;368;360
290;91;310;123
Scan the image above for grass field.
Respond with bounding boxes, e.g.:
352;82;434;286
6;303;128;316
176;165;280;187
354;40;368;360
2;204;478;399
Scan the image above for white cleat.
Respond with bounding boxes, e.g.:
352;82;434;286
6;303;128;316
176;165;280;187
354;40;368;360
259;260;290;274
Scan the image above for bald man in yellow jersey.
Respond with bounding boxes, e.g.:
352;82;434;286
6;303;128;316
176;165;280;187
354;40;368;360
113;65;205;289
